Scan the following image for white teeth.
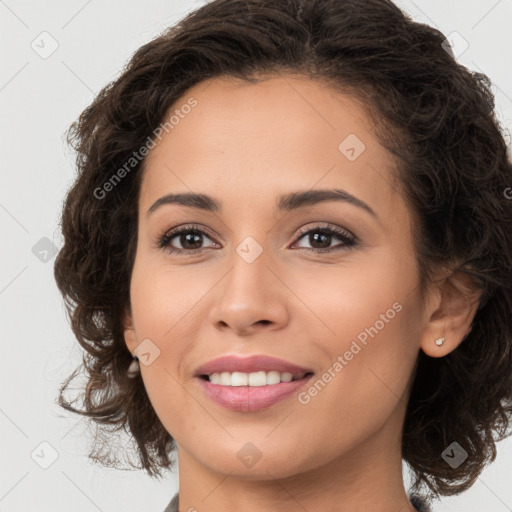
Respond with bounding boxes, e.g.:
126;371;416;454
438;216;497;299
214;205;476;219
208;370;297;386
248;371;266;386
230;372;247;386
265;371;281;385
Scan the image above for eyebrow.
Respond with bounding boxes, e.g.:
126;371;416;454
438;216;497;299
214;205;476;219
147;188;377;218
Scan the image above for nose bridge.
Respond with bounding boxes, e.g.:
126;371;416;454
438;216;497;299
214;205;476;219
208;234;289;334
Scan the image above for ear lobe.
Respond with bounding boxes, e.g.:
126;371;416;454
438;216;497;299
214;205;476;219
122;308;138;353
420;270;482;358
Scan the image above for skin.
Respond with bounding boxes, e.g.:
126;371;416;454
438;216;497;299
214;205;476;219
123;74;480;512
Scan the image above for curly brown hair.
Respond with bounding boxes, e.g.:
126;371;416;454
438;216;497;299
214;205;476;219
54;0;512;501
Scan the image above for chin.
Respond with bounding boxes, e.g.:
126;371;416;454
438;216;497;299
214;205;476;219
205;441;314;478
208;459;302;481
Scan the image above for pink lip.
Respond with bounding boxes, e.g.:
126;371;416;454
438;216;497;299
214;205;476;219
194;355;314;412
194;354;312;377
196;374;314;412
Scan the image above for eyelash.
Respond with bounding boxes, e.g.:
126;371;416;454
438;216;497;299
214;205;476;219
157;223;358;256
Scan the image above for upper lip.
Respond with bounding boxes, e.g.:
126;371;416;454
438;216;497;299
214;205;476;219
195;355;313;377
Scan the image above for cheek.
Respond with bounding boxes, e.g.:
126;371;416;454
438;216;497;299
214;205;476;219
129;253;211;340
288;244;419;340
127;257;206;418
288;248;421;420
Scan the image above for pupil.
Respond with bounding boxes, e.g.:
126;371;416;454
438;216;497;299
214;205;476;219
310;232;330;248
182;232;202;249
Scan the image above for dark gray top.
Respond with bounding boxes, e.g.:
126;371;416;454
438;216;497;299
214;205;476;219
163;492;432;511
162;492;179;512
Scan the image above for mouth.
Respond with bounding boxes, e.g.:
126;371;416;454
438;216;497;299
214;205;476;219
193;354;315;411
195;371;315;412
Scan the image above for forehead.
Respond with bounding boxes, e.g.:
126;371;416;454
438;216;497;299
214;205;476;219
148;74;376;155
139;74;404;222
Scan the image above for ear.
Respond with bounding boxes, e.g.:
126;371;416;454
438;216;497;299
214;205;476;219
122;307;138;354
420;270;482;358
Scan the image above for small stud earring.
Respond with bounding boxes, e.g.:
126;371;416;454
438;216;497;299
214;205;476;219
127;357;140;378
435;337;445;346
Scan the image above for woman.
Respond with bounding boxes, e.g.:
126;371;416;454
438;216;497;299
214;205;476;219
54;0;512;511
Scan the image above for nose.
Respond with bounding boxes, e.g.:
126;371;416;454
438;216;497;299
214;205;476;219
208;247;289;336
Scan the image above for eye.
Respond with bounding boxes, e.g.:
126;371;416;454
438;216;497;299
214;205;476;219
157;222;357;256
291;223;357;253
157;224;218;255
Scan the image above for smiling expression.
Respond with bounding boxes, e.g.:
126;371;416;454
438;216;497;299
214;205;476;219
123;73;429;480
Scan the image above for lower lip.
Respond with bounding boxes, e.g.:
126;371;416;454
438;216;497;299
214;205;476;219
196;374;314;412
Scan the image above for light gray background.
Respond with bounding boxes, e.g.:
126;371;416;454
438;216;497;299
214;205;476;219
1;1;511;511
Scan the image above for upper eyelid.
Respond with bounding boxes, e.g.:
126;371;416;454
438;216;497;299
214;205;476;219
295;223;354;238
159;223;218;245
162;223;350;239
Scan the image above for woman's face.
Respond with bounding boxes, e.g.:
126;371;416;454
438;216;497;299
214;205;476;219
125;74;431;480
